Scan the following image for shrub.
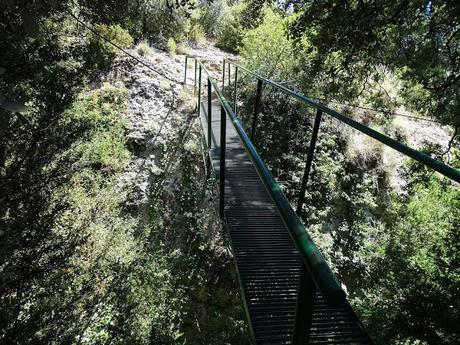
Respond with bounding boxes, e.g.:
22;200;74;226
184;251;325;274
136;41;152;56
167;38;177;56
177;43;188;55
240;7;294;79
198;0;227;37
188;23;205;45
138;2;190;42
67;82;128;129
215;3;246;53
88;24;133;69
66;82;130;171
354;178;460;344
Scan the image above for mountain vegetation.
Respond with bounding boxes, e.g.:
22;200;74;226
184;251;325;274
231;3;460;345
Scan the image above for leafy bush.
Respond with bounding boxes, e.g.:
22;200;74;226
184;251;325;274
63;84;128;168
215;3;246;53
177;43;188;55
354;178;460;344
167;37;177;56
198;0;227;37
88;24;133;68
188;23;205;45
134;1;191;42
62;82;131;172
136;41;152;56
0;81;132;343
240;7;294;79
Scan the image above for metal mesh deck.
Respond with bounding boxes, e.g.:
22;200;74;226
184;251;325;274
200;101;370;344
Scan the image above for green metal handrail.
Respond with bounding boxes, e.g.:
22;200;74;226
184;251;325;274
223;59;460;344
224;59;460;184
186;56;383;344
187;56;460;344
185;55;345;300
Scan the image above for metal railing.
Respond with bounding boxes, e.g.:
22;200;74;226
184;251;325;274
185;56;367;344
222;59;460;344
223;59;460;185
185;55;460;344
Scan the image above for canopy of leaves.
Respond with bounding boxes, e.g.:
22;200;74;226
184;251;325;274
235;5;460;344
285;0;460;126
1;1;249;343
240;7;295;79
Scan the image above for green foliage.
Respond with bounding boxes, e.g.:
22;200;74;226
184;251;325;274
88;24;133;69
198;0;228;37
240;6;294;79
66;82;128;128
0;82;132;343
183;11;206;46
70;84;130;171
0;11;111;343
397;74;433;116
354;178;460;344
167;38;177;56
188;22;205;45
286;0;460;124
1;1;249;344
215;3;246;53
176;42;188;55
137;41;152;56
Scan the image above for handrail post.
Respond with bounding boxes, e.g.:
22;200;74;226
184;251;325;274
184;56;188;84
228;62;460;182
219;105;226;219
293;264;316;345
250;79;263;142
228;60;231;87
296;109;322;214
194;58;197;94
233;66;238;115
197;65;202;116
222;60;226;90
207;78;212;177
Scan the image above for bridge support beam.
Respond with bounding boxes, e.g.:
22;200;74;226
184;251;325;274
194;58;197;94
228;61;231;87
293;264;316;345
222;60;226;90
250;79;263;142
296;109;322;214
184;56;188;84
233;66;238;115
207;78;212;177
197;65;202;117
219;105;226;219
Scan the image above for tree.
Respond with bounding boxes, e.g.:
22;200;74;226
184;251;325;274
285;0;460;129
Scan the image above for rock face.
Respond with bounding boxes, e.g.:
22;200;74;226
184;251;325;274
106;46;235;222
115;53;180;216
98;45;249;343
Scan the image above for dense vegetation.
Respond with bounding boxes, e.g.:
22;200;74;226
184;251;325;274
1;0;459;344
1;1;248;343
230;3;460;345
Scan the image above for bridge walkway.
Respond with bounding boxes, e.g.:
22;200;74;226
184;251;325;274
200;100;370;345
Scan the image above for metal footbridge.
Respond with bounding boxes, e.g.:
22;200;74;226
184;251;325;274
184;56;460;345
